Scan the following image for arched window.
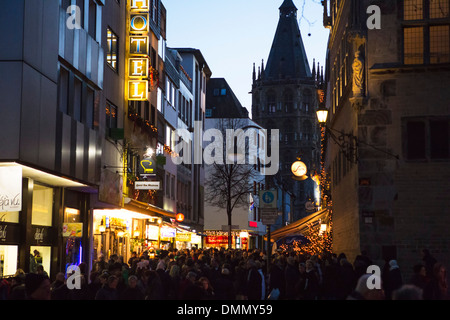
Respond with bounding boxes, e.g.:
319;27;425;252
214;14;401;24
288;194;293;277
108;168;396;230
303;89;312;113
303;120;312;141
283;89;294;113
267;91;276;114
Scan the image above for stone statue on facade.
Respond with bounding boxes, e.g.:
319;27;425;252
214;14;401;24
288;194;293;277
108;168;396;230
352;50;365;97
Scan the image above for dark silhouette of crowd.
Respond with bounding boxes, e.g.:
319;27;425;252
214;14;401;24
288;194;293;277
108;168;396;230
0;247;448;300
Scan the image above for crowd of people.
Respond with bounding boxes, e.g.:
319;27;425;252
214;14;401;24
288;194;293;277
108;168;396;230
0;247;448;301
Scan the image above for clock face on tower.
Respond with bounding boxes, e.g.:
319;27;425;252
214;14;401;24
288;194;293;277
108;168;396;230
291;161;307;177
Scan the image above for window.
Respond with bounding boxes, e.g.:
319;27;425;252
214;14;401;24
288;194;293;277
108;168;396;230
403;0;450;65
106;101;118;135
430;0;450;18
407;121;426;159
107;28;118;71
430;120;449;158
88;0;97;39
85;86;95;129
267;91;276;113
404;118;450;160
220;88;227;96
430;25;450;63
404;0;424;20
58;67;69;114
31;185;54;227
303;89;312;113
73;77;82;122
404;27;424;64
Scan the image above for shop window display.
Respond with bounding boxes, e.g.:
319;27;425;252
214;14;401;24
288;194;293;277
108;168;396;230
0;245;18;277
31;185;53;227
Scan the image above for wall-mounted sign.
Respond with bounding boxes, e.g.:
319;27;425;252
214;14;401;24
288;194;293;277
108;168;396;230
127;0;150;102
0;167;22;212
62;223;83;238
31;226;53;246
0;223;20;244
135;181;160;190
139;158;155;175
128;80;148;101
161;227;176;238
176;233;191;242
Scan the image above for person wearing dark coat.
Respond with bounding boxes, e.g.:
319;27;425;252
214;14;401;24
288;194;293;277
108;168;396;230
384;260;403;300
120;275;144;300
268;259;285;300
304;259;320;300
214;267;236;300
95;275;119;300
245;259;263;300
284;256;300;299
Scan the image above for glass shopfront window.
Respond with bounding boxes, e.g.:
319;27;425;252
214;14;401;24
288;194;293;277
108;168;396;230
32;185;53;227
0;245;18;277
63;208;83;270
30;246;51;276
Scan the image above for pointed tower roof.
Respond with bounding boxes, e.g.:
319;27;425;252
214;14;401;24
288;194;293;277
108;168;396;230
264;0;311;80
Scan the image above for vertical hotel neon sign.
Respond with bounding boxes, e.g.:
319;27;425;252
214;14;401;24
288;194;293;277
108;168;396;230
127;0;150;101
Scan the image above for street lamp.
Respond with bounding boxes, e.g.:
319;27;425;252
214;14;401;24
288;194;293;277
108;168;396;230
316;105;329;125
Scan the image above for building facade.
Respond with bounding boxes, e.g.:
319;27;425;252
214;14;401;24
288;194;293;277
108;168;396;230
251;0;321;231
205;78;267;250
0;0;208;278
322;0;450;273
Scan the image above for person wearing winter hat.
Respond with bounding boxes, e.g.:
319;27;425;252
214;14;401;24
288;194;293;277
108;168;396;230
25;273;51;300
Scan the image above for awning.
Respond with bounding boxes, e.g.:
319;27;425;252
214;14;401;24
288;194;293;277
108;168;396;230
123;198;176;219
266;208;330;241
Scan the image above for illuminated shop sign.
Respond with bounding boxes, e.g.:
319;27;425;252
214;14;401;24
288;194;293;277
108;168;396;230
127;0;150;101
0;167;22;212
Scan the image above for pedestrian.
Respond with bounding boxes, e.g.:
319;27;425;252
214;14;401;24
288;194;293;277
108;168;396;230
8;274;26;300
284;256;299;299
214;267;235;300
392;284;423;300
422;249;437;280
321;254;340;300
336;258;356;300
245;259;263;300
179;271;203;300
268;258;285;300
145;270;164;300
409;264;428;290
95;275;119;300
384;260;403;300
25;273;51;300
294;262;307;300
304;259;320;300
168;264;182;299
121;275;144;300
423;262;449;300
199;276;215;299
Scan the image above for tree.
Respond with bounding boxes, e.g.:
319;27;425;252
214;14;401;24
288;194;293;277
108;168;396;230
204;118;262;249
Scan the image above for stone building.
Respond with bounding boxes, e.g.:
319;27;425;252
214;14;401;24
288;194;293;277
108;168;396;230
251;0;321;227
322;0;450;275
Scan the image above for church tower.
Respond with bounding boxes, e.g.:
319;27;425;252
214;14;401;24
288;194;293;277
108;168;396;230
252;0;321;223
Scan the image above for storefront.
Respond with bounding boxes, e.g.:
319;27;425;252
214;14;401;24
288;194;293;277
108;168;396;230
0;163;92;279
204;230;249;250
92;202;178;264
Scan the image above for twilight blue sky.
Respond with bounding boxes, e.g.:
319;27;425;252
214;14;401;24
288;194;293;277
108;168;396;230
162;0;330;115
